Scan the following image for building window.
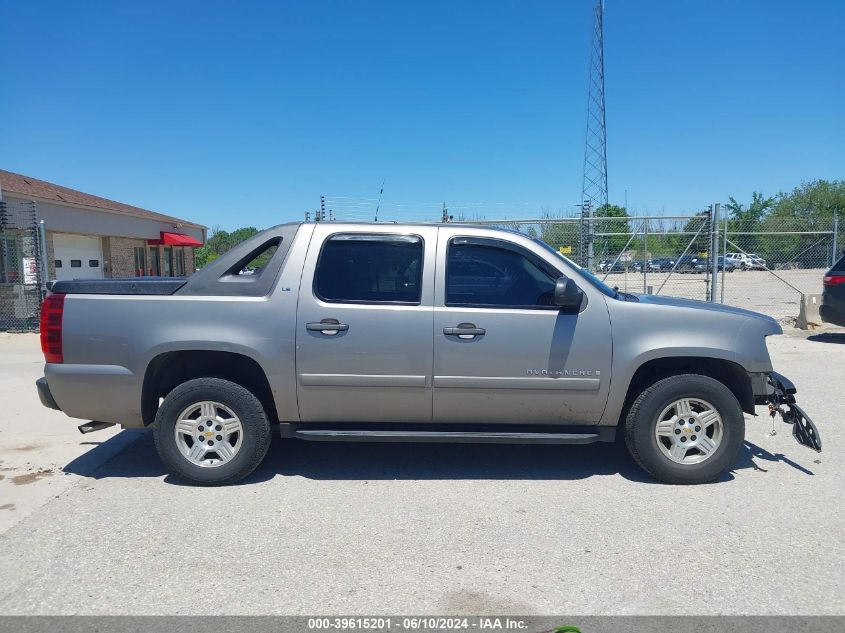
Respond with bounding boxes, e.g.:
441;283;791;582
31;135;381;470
174;248;185;276
89;259;99;268
133;247;146;277
163;247;173;276
55;260;63;268
148;247;160;276
70;260;82;268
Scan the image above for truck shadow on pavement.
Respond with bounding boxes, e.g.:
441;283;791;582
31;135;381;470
62;430;814;485
807;332;845;344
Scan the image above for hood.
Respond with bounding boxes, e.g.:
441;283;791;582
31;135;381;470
634;294;782;333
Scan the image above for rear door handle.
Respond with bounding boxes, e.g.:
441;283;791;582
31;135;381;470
306;319;349;335
443;323;486;338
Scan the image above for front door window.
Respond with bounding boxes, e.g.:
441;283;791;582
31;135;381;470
446;238;559;308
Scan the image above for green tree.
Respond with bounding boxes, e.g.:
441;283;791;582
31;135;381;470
763;180;845;267
725;191;774;253
770;179;845;221
195;226;261;268
195;226;226;268
531;208;580;262
726;191;774;224
668;211;711;256
594;203;631;259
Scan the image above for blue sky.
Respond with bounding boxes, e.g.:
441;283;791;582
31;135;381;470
2;0;843;229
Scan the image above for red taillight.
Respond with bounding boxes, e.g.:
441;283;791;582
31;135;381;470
39;293;65;364
823;275;845;286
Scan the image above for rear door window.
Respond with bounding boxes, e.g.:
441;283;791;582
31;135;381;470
832;255;845;273
314;234;423;304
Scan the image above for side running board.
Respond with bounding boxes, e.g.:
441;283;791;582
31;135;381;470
280;424;615;445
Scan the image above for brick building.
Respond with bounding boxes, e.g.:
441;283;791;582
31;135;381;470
0;169;206;282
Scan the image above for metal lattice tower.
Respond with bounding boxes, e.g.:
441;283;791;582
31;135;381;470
581;0;608;213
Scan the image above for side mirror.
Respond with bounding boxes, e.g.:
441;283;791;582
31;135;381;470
554;276;583;308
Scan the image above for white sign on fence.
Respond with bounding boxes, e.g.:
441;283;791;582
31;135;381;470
22;257;38;285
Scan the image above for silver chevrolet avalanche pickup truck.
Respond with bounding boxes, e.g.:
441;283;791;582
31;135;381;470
36;222;821;485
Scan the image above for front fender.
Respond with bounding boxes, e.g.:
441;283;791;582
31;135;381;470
600;346;744;425
601;298;774;425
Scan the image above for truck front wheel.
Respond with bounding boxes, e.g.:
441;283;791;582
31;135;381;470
624;374;745;484
153;377;272;485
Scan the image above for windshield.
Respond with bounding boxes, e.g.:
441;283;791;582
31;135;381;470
532;237;618;298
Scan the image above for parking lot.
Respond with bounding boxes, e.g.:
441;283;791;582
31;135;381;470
602;267;827;320
0;328;843;615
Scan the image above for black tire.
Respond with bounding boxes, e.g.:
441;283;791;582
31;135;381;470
153;377;272;485
623;374;744;484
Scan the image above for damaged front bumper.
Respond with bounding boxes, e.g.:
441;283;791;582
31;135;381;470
752;371;822;452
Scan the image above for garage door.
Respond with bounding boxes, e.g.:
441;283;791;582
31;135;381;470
53;234;104;281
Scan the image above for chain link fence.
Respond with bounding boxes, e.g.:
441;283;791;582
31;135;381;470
306;196;840;323
719;214;839;320
471;212;840;321
1;193;835;332
466;214;715;302
0;200;45;331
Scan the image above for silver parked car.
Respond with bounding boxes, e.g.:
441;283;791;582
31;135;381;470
36;223;820;485
724;252;766;270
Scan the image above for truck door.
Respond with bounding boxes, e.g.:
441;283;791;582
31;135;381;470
432;228;612;425
295;225;436;422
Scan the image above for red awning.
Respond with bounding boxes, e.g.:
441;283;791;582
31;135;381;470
148;231;203;247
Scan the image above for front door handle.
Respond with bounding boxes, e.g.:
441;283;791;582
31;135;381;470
443;323;486;339
306;319;349;336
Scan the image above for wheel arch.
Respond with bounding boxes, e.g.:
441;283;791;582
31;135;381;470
618;356;755;424
142;350;277;426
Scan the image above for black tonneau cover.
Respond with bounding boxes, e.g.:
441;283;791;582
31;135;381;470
49;278;187;295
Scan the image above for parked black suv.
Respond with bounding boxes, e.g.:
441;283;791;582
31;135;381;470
820;253;845;327
676;254;707;273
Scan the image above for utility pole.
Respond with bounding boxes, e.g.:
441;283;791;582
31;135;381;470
579;200;594;271
709;203;720;302
374;181;384;222
581;0;609;220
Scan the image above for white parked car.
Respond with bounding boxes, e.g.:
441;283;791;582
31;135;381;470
724;252;766;270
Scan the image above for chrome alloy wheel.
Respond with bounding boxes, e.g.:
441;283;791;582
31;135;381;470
174;401;243;468
654;398;723;465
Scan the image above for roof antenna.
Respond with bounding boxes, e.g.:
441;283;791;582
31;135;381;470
374;180;385;222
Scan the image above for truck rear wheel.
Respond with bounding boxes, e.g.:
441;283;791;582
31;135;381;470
153;377;272;485
624;374;744;484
